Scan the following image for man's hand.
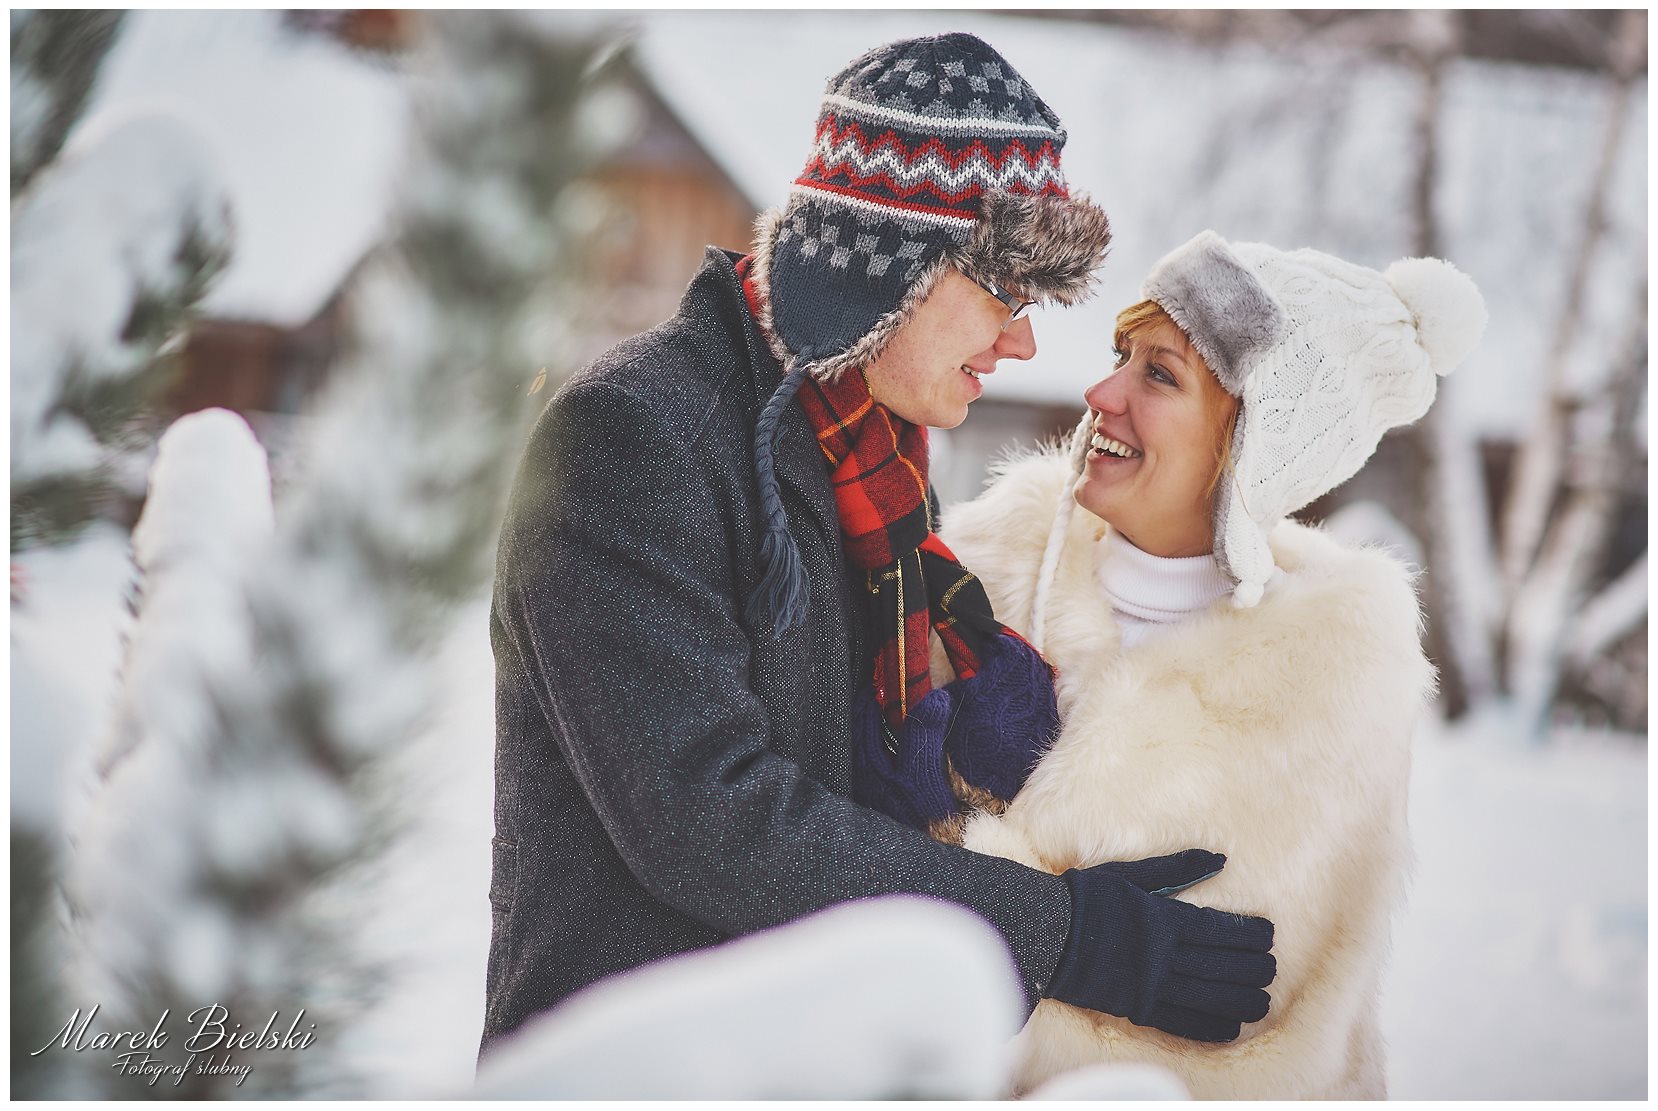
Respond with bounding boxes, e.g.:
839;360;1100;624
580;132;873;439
942;631;1059;803
847;684;958;833
1044;849;1276;1043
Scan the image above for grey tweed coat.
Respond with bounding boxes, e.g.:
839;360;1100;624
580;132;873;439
479;248;1070;1057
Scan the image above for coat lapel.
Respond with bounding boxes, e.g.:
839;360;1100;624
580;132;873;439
709;246;840;552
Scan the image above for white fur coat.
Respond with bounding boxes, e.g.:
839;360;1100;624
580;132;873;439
936;450;1433;1100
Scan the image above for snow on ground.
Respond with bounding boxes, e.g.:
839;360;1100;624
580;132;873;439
12;529;1648;1098
1383;712;1648;1100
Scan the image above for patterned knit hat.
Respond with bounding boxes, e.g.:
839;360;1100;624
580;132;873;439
748;33;1111;383
1029;231;1487;642
746;32;1112;635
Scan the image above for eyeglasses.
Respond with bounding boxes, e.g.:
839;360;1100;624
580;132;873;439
971;275;1037;328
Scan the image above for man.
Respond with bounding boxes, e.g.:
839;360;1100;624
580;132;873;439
481;32;1276;1059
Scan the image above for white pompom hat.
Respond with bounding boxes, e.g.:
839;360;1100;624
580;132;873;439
1031;231;1486;639
1143;231;1487;605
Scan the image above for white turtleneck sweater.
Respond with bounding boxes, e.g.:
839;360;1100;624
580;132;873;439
1096;534;1235;649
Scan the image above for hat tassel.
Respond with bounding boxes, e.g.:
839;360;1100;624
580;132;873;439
748;358;813;638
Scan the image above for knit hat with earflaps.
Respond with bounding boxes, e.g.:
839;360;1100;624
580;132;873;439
745;32;1113;637
1030;231;1486;645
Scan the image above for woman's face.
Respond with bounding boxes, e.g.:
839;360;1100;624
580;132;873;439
1073;319;1234;558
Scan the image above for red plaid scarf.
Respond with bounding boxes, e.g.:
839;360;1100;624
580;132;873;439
737;255;1011;730
799;373;1009;729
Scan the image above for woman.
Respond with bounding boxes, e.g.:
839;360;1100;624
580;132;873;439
934;230;1487;1098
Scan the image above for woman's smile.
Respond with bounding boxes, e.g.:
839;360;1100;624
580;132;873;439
1088;428;1143;461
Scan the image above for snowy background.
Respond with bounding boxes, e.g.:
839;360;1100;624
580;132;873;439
11;9;1646;1101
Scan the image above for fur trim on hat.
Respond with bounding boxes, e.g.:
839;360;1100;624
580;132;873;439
1383;256;1488;376
748;191;1111;383
960;190;1112;307
1142;229;1287;396
745;206;802;371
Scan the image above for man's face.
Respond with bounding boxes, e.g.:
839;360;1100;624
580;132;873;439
863;269;1038;429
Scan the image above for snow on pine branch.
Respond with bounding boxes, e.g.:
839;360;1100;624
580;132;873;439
88;409;275;782
68;409;278;1023
10;11;126;194
11;107;232;490
66;14;616;1097
471;897;1028;1100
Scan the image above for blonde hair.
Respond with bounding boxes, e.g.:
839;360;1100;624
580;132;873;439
1113;299;1240;500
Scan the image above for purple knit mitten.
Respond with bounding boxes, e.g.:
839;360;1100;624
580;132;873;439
943;631;1060;802
848;683;958;832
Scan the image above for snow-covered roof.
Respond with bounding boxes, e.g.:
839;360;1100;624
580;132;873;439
630;11;1647;445
78;11;412;329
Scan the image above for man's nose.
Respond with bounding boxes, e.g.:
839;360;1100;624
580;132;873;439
992;314;1038;362
1083;369;1127;415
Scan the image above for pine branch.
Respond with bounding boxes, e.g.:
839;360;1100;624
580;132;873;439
10;11;125;197
11;110;234;549
69;14;615;1097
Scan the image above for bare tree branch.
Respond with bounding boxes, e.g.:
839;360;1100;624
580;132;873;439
1566;553;1650;671
1401;10;1501;710
1496;8;1644;605
1505;278;1647;735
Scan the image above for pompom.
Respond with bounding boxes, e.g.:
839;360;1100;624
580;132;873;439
1230;579;1264;609
1383;257;1488;376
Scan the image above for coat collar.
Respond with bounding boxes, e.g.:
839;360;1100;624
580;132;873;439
693;247;840;550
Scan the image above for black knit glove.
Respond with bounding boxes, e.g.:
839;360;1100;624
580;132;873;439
1044;850;1276;1043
